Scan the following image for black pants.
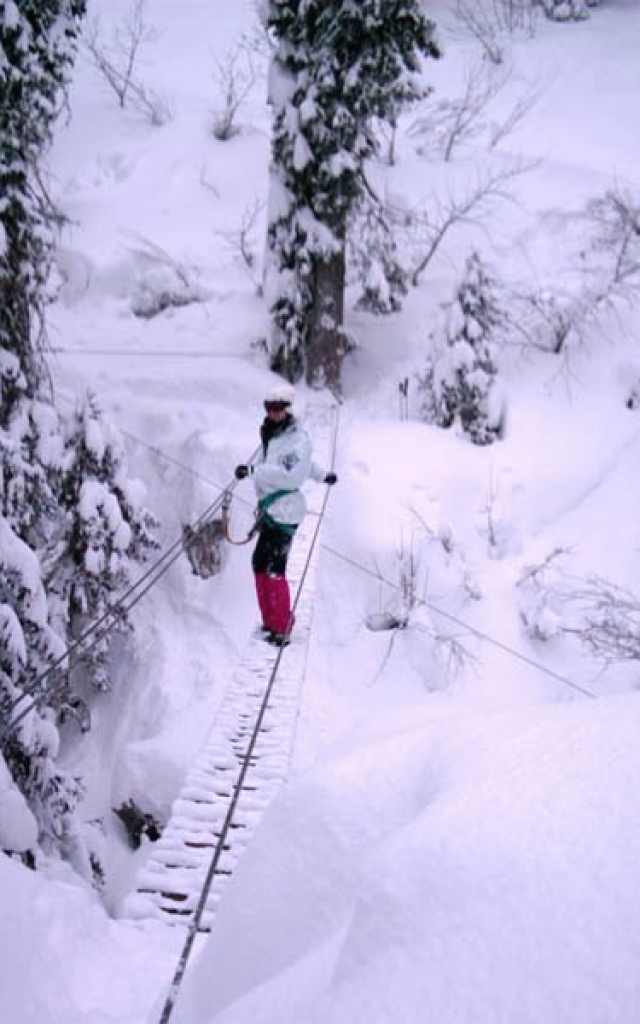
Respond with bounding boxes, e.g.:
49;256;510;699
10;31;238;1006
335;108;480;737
252;522;296;576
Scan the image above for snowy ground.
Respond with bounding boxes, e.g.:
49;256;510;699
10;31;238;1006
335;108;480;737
3;1;640;1022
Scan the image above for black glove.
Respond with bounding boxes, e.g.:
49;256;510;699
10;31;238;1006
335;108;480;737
324;472;337;485
235;464;251;480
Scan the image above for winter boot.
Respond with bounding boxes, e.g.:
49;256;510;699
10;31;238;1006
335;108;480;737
265;630;291;648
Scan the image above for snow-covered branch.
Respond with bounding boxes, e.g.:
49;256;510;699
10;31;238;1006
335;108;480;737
567;576;640;665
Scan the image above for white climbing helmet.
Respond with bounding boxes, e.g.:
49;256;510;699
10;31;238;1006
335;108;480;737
265;382;295;406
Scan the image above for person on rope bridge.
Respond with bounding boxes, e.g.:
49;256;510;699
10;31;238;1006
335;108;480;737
234;383;337;647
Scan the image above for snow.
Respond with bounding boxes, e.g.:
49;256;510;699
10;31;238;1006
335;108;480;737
0;849;182;1024
292;131;313;171
172;694;640;1024
0;518;49;624
0;756;37;852
3;1;640;1023
0;602;27;668
2;2;20;32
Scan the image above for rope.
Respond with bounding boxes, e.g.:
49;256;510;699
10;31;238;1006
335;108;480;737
157;405;339;1024
221;489;261;546
223;517;259;546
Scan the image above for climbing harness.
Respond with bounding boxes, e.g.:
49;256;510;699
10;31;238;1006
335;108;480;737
256;488;297;534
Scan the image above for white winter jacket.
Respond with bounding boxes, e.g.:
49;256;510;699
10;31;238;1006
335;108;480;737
252;419;325;526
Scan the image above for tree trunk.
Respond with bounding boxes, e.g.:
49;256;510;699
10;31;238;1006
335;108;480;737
306;244;347;396
0;223;38;422
269;320;306;384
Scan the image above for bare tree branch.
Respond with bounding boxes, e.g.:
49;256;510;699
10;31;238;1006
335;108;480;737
453;0;539;64
409;61;511;162
507;186;640;355
410;157;538;286
84;0;169;125
516;547;570;588
488;79;544;150
211;38;261;141
216;198;266;294
566;576;640;666
582;187;640;307
199;165;221;200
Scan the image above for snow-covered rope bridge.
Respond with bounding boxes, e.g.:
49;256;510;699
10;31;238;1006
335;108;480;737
124;402;338;1016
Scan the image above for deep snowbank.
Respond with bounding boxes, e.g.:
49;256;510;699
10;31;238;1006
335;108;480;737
0;853;181;1024
173;691;640;1024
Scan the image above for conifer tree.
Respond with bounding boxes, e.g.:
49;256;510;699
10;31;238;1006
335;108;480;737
0;0;90;860
349;193;408;315
0;0;87;391
425;252;504;446
0;515;84;862
51;394;159;694
0;0;87;626
266;0;439;391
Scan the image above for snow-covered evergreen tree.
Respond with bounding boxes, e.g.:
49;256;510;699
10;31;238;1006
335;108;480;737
0;516;85;864
0;303;72;857
422;252;505;446
1;364;66;564
0;0;87;384
1;389;159;860
349;194;408;315
48;394;159;694
265;0;439;390
0;348;77;861
0;1;95;864
0;0;87;574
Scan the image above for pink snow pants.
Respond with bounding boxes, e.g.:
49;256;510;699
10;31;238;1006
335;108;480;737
254;572;294;635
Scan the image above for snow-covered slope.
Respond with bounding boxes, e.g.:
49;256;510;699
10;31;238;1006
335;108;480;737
2;1;640;1021
173;692;640;1024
